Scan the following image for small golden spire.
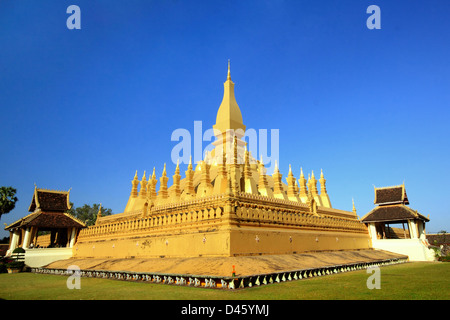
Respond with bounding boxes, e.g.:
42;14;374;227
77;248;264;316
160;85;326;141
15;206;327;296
227;59;231;80
95;203;102;225
149;167;158;200
139;171;148;199
172;159;181;199
185;157;195;196
131;170;139;198
175;159;180;174
159;164;169;199
286;164;298;201
299;167;308;199
274;160;279;174
188;155;193;170
257;155;272;198
272;160;287;200
244;146;252;179
310;170;318;195
319;169;327;194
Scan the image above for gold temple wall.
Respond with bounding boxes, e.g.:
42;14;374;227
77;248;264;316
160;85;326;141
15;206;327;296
73;193;370;258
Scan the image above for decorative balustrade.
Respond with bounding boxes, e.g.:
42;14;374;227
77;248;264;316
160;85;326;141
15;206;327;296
234;204;366;233
79;192;366;240
79;204;226;239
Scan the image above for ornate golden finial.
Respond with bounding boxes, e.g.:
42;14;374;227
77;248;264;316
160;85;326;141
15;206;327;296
272;160;287;200
298;167;308;201
310;170;318;196
159;164;169;200
172;159;181;199
294;178;299;194
149;167;158;200
197;160;213;197
95;203;102;224
257;154;272;197
185;157;195;196
244;147;251;177
352;198;357;215
213;58;246;135
274;160;279;174
139;171;148;199
319;169;327;194
130;170;139;198
286;164;299;201
242;147;257;194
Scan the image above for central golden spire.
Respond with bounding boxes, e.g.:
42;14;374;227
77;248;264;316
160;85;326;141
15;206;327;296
213;61;246;134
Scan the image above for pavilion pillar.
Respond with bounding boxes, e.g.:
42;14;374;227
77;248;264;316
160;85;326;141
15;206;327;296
22;227;32;249
417;220;426;240
367;223;377;241
30;227;38;247
408;220;418;239
9;230;20;253
50;230;56;247
69;228;77;248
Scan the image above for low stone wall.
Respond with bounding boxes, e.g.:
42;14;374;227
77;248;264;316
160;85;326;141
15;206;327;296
25;248;73;267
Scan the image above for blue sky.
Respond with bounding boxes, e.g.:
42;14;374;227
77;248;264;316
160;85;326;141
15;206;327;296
1;0;449;238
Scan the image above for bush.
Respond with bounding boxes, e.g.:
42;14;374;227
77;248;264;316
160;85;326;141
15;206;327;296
0;261;8;273
6;261;25;269
12;247;25;254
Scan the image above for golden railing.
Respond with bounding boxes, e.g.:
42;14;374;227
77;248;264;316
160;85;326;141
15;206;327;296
78;192;367;240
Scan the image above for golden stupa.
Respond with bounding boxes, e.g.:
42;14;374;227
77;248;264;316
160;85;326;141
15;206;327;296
73;63;370;259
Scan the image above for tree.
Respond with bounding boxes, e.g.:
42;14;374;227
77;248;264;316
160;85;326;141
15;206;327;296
69;203;113;227
0;186;18;220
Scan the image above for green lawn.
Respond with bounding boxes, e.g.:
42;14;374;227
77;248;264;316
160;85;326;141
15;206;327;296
0;262;448;300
